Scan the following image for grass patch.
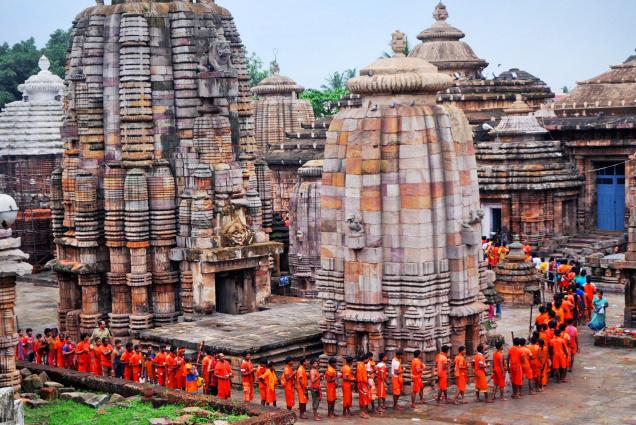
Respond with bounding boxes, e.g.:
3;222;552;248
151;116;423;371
25;399;248;425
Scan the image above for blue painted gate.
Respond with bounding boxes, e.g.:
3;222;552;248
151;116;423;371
596;164;625;231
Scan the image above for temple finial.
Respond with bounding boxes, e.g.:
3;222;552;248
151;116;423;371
270;60;280;76
391;30;407;57
433;1;449;21
38;55;50;72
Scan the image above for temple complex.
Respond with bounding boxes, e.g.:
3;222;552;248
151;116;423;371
0;194;33;390
49;0;280;339
318;31;486;362
410;2;554;125
545;53;636;233
494;236;542;305
620;155;636;326
0;56;64;267
476;96;583;252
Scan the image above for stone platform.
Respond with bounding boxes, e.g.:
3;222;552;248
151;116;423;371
139;297;323;384
17;270;58;288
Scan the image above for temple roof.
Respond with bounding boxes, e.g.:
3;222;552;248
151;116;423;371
494;96;548;136
552;52;636;116
251;61;304;96
496;68;542;82
264;118;330;165
409;2;488;74
0;56;64;157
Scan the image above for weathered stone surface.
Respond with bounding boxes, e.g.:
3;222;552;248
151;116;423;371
21;374;43;393
108;393;125;404
318;32;486;365
170;415;194;425
38;387;58;401
19;369;31;378
25;399;48;408
38;372;49;383
44;381;64;389
148;418;171;425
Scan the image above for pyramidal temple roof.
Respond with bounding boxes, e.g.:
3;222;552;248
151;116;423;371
409;2;488;77
0;56;64;156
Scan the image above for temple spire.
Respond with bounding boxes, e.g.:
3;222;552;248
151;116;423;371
433;1;449;21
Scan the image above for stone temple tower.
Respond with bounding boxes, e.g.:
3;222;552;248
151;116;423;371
50;0;276;338
318;31;486;362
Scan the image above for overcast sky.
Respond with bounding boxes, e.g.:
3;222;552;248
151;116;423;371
1;0;634;92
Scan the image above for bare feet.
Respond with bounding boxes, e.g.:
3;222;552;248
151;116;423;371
314;415;321;421
360;412;369;419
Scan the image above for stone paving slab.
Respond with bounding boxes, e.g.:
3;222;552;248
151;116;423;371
140;299;322;354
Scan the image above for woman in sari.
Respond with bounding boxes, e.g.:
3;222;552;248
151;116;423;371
588;290;609;331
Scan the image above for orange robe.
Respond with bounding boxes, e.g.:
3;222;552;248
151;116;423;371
528;344;541;379
296;365;309;405
356;362;369;407
215;361;232;399
281;365;295;408
435;354;447;391
550;337;567;370
165;354;178;389
538;346;550;386
75;341;91;373
91;346;102;376
520;346;533;380
241;360;254;402
454;353;468;392
492;350;506;388
55;338;64;370
341;365;353;408
375;362;387;399
535;313;549;327
100;344;113;371
154;352;167;386
508;346;523;386
256;365;267;402
412;357;425;393
264;369;278;404
473;353;488;392
130;352;143;382
326;365;337;403
391;359;404;396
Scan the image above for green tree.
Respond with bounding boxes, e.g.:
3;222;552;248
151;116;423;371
244;49;270;88
562;86;569;94
0;29;70;110
300;87;349;118
42;29;71;78
321;69;356;90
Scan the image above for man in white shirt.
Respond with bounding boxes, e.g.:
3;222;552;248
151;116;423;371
391;350;404;409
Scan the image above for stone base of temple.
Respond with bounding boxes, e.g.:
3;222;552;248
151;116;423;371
495;283;535;306
139;297;322;385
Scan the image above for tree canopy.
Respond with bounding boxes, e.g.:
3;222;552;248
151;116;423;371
0;29;70;110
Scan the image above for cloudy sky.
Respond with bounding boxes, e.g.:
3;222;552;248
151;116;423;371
1;0;634;92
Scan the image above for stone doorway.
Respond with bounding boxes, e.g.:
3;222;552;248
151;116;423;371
562;199;578;235
482;203;502;239
215;270;257;315
595;161;625;231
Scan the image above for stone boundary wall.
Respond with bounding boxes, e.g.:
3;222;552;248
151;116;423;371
17;361;296;425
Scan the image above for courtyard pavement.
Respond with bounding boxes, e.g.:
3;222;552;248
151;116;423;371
14;281;635;425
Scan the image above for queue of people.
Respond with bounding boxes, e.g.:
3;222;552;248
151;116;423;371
17;309;586;421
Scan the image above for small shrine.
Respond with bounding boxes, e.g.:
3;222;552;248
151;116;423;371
494;236;542;306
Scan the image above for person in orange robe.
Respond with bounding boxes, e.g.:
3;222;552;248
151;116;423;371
565;318;579;371
365;353;377;412
120;343;133;380
491;342;506;400
356;355;370;419
528;337;542;392
214;353;233;399
91;339;103;376
558;324;571;379
175;348;187;390
200;348;214;394
240;353;255;402
143;346;155;384
263;361;278;406
325;357;338;419
281;356;295;410
75;334;92;373
583;278;596;320
538;338;550;387
295;358;309;419
165;347;178;389
453;345;468;404
309;360;323;421
256;358;268;406
154;345;167;386
519;338;534;395
391;350;404;410
62;336;76;370
473;344;492;403
411;349;425;407
131;345;143;382
375;353;388;411
535;306;550;327
508;339;523;399
184;360;199;394
550;330;568;383
100;338;113;377
435;347;450;404
340;356;354;417
55;333;64;369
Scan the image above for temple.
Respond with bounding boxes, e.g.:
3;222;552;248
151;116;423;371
49;0;280;339
318;31;486;362
494;236;542;305
410;2;554;124
476;96;584;252
0;56;64;267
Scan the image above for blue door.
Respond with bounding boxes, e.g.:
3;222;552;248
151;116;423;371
596;163;625;231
